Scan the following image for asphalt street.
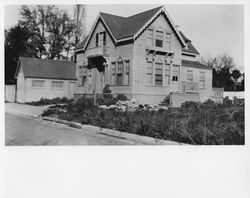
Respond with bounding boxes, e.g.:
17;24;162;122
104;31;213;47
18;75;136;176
5;113;137;146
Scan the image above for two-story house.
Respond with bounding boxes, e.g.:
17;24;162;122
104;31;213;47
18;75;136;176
74;6;213;105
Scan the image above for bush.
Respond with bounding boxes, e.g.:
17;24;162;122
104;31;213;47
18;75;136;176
42;97;245;145
181;101;198;110
116;94;128;101
26;97;73;106
200;99;217;109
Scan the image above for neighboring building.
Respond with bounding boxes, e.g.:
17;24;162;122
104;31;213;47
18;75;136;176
74;6;213;105
15;57;77;103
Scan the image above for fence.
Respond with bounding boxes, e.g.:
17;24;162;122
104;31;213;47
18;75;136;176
5;85;16;102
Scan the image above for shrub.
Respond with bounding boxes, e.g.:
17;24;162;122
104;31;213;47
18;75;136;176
26;97;73;106
200;99;217;109
116;94;128;101
181;101;198;110
42;97;245;145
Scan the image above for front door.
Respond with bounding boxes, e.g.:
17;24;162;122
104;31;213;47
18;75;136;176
172;65;180;92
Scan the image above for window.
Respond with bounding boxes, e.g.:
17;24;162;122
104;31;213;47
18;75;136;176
155;30;163;47
147;29;154;47
111;62;116;85
187;70;193;82
32;80;45;87
155;62;163;85
81;76;87;87
102;32;106;45
199;72;205;89
146;61;153;84
165;33;171;50
52;81;64;88
124;60;130;85
165;64;170;85
95;33;99;47
117;61;123;85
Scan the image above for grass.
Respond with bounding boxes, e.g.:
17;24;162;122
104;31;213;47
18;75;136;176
42;97;245;145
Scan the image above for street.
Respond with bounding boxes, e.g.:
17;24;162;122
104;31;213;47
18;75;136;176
5;113;137;146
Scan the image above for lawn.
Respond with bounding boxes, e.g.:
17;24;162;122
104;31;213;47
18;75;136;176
41;97;245;145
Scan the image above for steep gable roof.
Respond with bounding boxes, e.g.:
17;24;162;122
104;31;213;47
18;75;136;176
100;6;162;40
77;6;186;51
180;31;200;55
17;57;76;80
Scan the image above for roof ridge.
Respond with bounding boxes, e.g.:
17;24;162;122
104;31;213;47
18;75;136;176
100;6;163;19
20;56;75;64
126;5;163;19
100;12;126;19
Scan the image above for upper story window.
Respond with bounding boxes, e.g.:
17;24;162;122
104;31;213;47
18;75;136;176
95;33;99;47
32;80;45;88
165;33;171;50
147;29;154;47
100;31;106;46
155;30;164;48
187;70;193;82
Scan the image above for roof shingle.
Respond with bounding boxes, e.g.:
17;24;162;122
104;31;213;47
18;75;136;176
18;57;76;80
182;59;212;70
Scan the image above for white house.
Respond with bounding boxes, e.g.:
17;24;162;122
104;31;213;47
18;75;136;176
15;57;77;103
74;6;213;105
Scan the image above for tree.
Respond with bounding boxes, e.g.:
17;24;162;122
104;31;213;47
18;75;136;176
18;5;77;60
206;54;236;91
231;69;241;91
5;25;33;84
74;5;86;47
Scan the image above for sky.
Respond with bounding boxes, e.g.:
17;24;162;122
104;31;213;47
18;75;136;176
4;4;244;71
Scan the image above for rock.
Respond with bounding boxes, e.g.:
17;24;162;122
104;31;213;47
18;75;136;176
159;106;168;111
108;105;119;110
99;105;108;109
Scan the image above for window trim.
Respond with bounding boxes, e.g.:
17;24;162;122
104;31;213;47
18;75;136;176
32;80;45;88
187;70;193;82
199;71;206;89
154;62;163;86
51;81;64;89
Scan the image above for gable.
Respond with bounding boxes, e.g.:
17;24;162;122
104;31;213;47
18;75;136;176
79;6;186;51
84;17;116;50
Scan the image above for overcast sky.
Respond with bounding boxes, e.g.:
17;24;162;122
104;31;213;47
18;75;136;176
4;4;244;71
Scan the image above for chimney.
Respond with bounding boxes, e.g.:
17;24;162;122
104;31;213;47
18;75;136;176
176;25;180;32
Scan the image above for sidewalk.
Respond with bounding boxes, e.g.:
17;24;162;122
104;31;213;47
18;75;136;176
5;102;49;118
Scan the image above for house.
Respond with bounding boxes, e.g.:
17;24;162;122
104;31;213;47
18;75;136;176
74;6;213;105
15;57;77;103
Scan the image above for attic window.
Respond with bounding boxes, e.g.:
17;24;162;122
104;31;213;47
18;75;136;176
155;30;163;48
95;33;99;47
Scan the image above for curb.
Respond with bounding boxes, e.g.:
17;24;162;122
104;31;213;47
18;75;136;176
42;116;185;145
